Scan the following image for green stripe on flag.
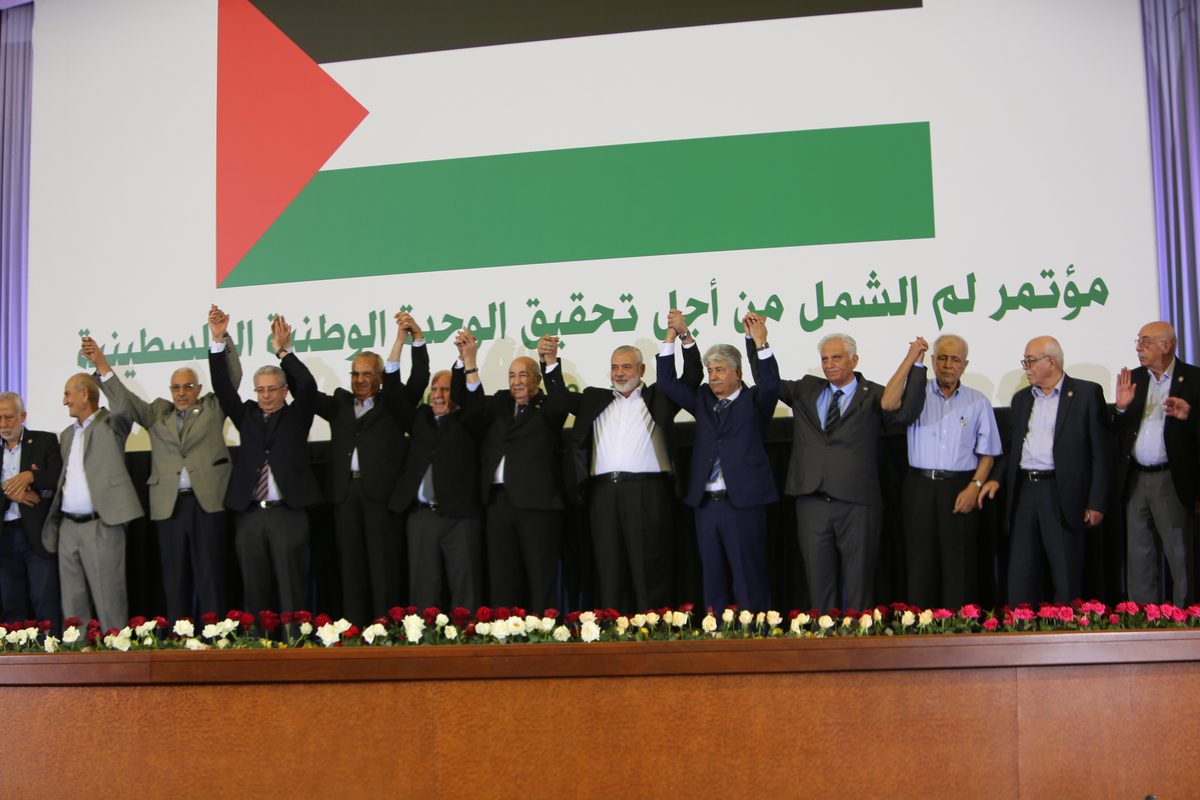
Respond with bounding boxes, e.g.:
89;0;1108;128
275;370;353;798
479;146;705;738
222;122;934;287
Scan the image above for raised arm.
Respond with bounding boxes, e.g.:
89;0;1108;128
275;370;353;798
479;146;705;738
209;304;243;389
274;315;317;405
743;314;779;419
81;335;157;428
881;336;927;413
400;312;431;405
654;311;699;415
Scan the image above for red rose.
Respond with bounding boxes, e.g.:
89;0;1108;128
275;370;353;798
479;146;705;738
63;617;81;629
280;612;294;625
1170;607;1187;623
1109;613;1120;625
1056;607;1074;622
1077;616;1091;627
465;623;476;636
960;604;981;620
475;607;493;623
293;610;312;624
314;613;331;627
344;625;360;639
201;612;218;625
1188;605;1200;619
565;611;581;625
982;618;999;631
38;620;52;632
405;606;417;616
154;616;168;630
787;610;800;620
387;606;405;623
422;607;439;625
1145;604;1162;622
932;609;952;620
513;607;526;619
86;619;101;630
1011;608;1034;622
679;603;694;614
451;607;472;626
542;609;558;620
128;616;147;629
494;607;512;620
87;628;102;643
1115;601;1139;615
259;611;281;632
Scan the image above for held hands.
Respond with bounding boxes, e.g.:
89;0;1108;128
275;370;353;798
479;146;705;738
394;311;424;341
80;336;111;375
272;315;293;353
742;313;768;348
537;334;560;366
1;469;34;501
666;309;689;343
208;304;230;341
455;330;479;368
906;336;929;366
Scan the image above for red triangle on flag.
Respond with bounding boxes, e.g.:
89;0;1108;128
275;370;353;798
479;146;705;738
216;0;368;286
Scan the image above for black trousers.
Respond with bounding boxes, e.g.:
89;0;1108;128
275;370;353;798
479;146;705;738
157;492;229;622
235;505;310;614
589;476;674;612
407;507;482;612
1007;477;1083;605
0;519;60;630
796;495;881;613
334;479;403;624
486;487;561;614
901;472;980;609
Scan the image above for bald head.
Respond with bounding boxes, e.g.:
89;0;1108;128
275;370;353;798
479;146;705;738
1137;321;1177;375
1022;336;1064;392
63;372;100;422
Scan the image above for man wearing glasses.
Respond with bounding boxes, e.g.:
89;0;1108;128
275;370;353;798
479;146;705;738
210;313;319;615
899;334;1002;610
82;305;240;622
1112;322;1198;605
979;336;1111;605
313;311;429;624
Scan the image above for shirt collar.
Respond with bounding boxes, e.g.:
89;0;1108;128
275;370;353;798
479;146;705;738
1031;374;1065;399
612;383;645;402
828;375;858;396
3;429;23;451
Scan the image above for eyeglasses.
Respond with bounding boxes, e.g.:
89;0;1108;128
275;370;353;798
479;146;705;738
1135;337;1168;348
1019;355;1052;368
254;385;285;394
168;383;198;392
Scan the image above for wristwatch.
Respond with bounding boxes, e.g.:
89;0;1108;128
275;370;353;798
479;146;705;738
276;348;289;359
972;479;983;489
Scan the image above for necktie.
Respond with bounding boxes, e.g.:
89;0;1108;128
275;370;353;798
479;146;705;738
420;415;439;503
825;389;844;432
709;398;732;482
176;411;185;433
254;462;270;502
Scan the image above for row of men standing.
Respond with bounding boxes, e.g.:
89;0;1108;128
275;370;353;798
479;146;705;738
0;310;1196;630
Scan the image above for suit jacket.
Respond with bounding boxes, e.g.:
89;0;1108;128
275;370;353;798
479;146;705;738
99;335;241;519
42;408;144;553
314;343;430;504
211;350;320;511
542;343;702;504
7;428;62;558
755;340;924;507
389;367;489;518
1112;359;1200;510
655;346;780;508
456;373;568;511
1000;375;1112;531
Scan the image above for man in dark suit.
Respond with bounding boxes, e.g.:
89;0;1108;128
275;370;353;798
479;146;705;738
82;306;240;622
455;332;568;614
211;315;319;614
313;311;429;624
389;331;488;612
43;372;144;631
980;335;1111;604
1112;321;1199;605
656;313;778;612
538;310;701;612
0;392;63;628
758;333;925;613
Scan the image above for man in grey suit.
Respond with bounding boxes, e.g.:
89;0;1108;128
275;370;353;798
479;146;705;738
43;371;143;631
752;333;925;612
81;305;239;622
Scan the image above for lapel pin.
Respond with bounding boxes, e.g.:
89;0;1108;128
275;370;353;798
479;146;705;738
1067;391;1073;397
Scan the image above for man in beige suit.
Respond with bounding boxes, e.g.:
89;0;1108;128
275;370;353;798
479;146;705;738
82;305;240;622
43;372;143;631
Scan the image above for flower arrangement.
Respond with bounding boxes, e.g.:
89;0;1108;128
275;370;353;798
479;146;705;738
4;600;1198;654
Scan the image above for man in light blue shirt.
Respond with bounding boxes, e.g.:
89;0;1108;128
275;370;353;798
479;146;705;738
899;334;1001;609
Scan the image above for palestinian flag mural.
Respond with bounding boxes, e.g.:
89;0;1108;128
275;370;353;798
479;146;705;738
216;0;930;288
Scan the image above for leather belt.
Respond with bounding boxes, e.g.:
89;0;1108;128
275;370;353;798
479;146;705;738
702;490;728;502
61;511;101;523
593;471;669;483
417;501;440;511
1019;470;1056;482
350;471;362;479
1133;462;1170;473
909;468;974;480
177;488;195;496
253;500;284;510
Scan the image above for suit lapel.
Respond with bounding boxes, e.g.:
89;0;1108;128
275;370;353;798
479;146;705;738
1052;376;1074;445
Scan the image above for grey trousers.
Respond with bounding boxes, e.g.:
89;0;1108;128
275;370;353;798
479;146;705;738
58;517;127;631
1126;468;1193;606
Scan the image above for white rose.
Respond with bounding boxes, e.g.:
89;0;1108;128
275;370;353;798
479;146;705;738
362;623;388;645
135;620;157;638
789;616;803;635
299;621;313;636
645;612;660;627
616;616;630;633
333;618;352;634
508;616;526;636
755;612;766;625
859;613;873;631
216;638;229;649
579;611;596;624
631;614;647;628
5;630;18;645
818;615;834;630
201;624;220;640
552;625;571;642
491;619;510;641
524;615;540;632
111;634;132;652
798;613;811;626
901;610;916;627
173;619;194;638
918;610;933;627
541;617;556;633
475;622;492;636
444;625;458;641
701;614;718;633
766;611;782;627
403;616;427;644
722;608;735;624
738;610;753;626
184;638;208;651
841;616;853;628
435;613;449;628
316;623;340;647
580;620;601;642
143;636;155;646
43;636;59;653
873;608;883;623
672;611;687;628
62;626;80;644
220;618;239;636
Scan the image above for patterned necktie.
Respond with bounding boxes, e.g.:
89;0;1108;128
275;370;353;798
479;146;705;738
709;397;732;482
255;461;270;502
825;389;845;432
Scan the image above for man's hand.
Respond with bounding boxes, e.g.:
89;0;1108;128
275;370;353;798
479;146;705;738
953;482;980;514
272;315;293;353
1164;396;1191;421
457;330;479;369
80;336;111;376
906;336;929;366
1084;509;1104;527
13;488;38;507
537;334;560;366
743;313;768;349
666;309;688;342
976;480;1000;509
1115;367;1135;412
209;304;230;341
2;469;34;500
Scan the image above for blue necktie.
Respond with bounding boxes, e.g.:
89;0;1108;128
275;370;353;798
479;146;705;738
825;389;844;432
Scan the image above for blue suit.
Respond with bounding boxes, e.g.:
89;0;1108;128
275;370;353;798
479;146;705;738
657;344;779;611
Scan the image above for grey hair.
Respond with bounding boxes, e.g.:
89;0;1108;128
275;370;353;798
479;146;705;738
703;344;742;373
933;334;969;360
354;351;384;373
612;345;643;367
0;391;25;415
70;373;100;403
818;333;858;359
254;365;286;383
1043;338;1064;368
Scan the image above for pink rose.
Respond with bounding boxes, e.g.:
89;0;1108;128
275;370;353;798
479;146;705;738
982;618;999;631
960;604;981;620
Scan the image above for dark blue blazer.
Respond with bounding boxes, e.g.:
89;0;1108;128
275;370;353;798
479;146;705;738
656;346;780;509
